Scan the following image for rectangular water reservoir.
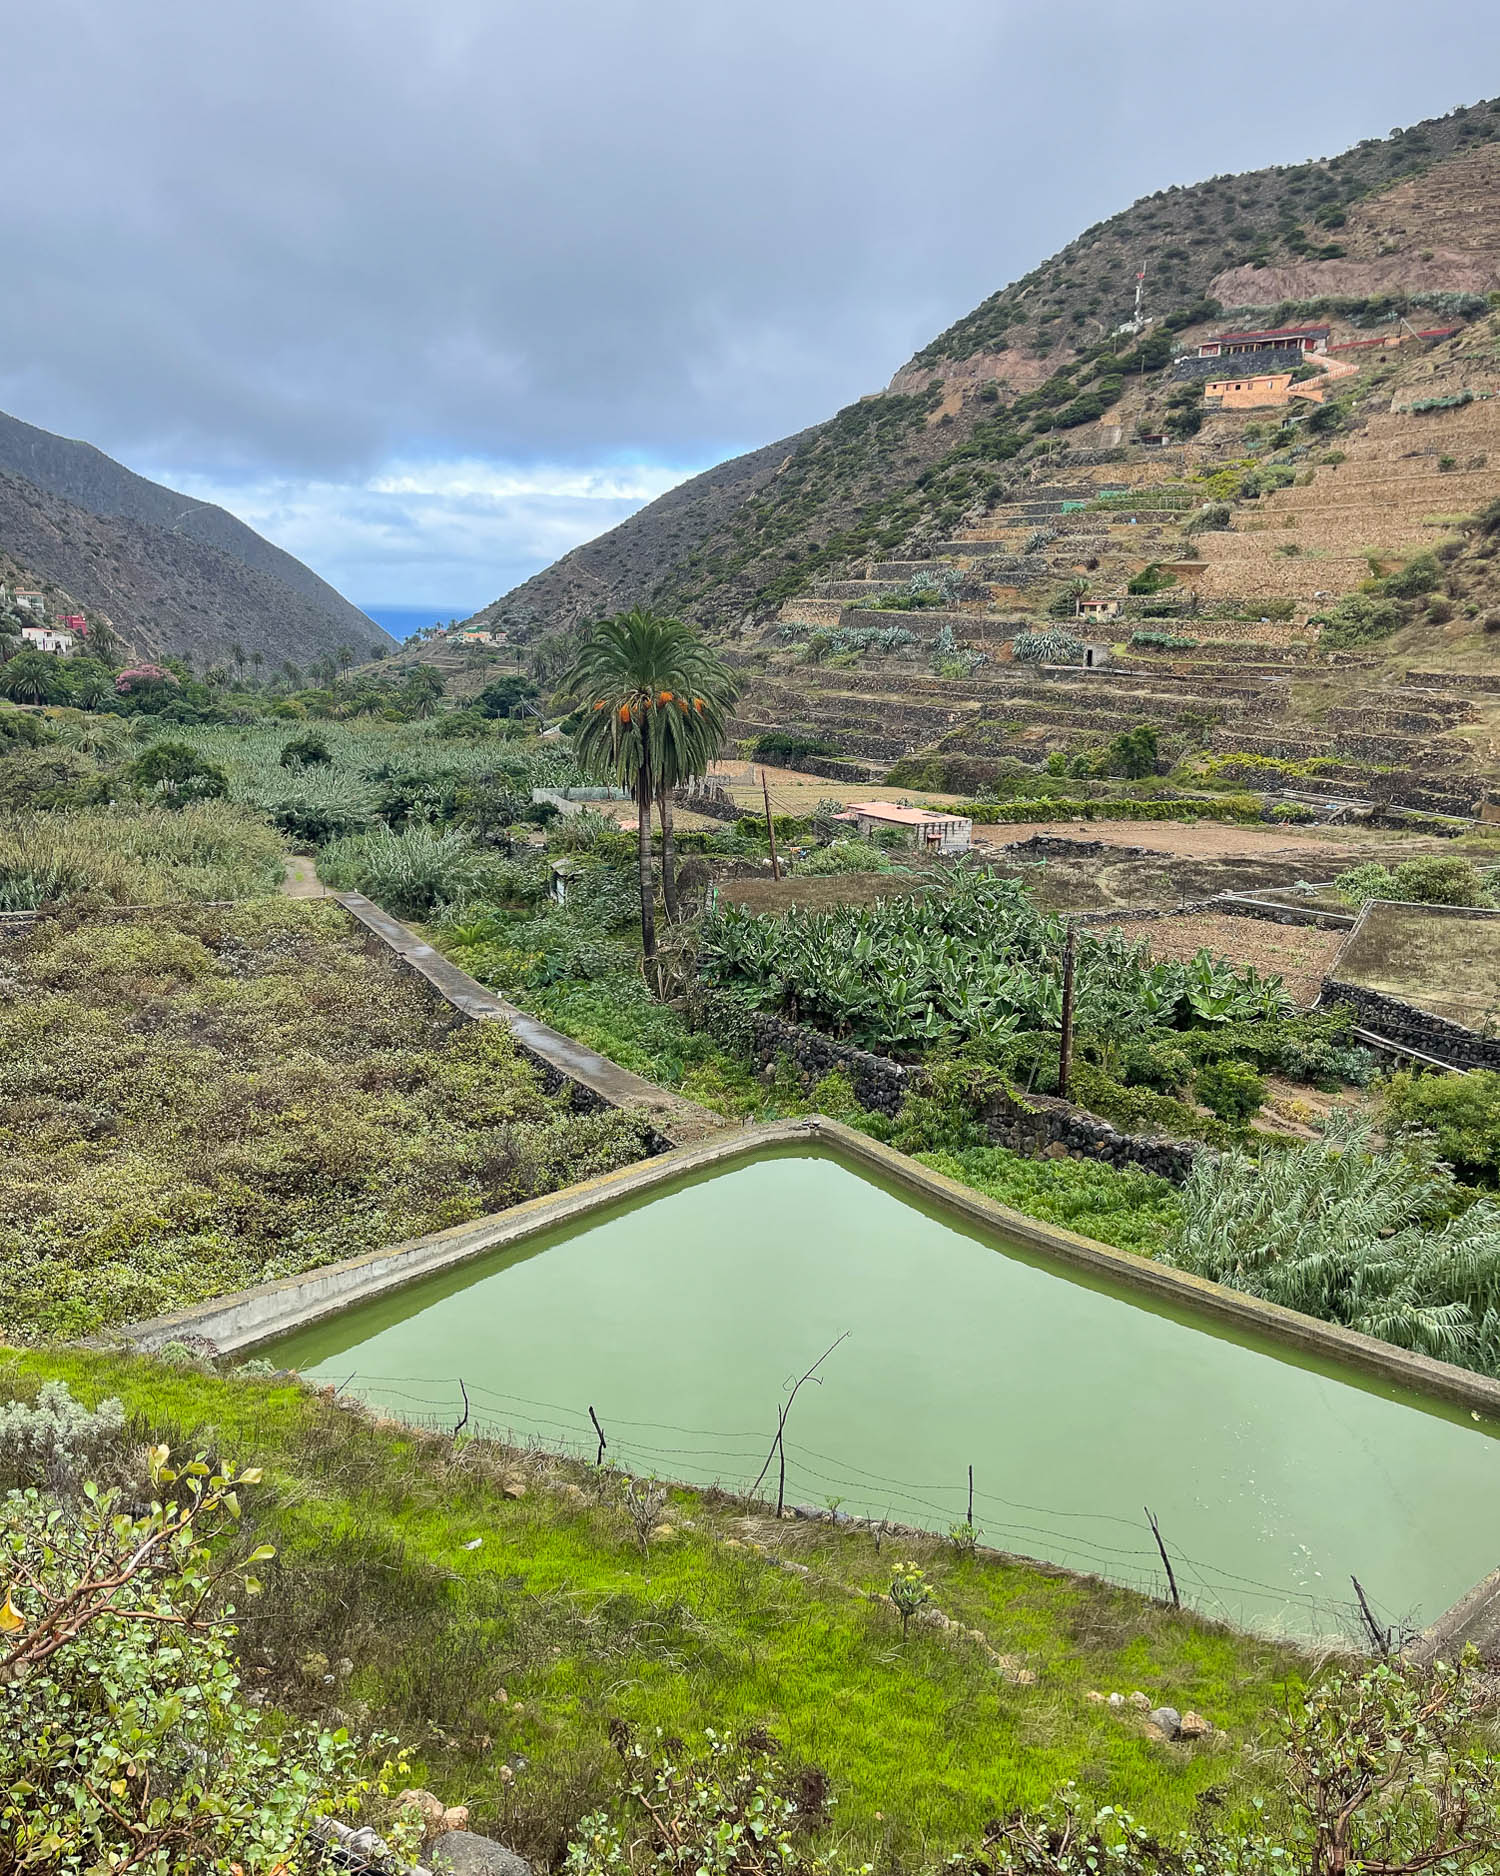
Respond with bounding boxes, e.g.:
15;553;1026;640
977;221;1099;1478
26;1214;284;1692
267;1144;1500;1642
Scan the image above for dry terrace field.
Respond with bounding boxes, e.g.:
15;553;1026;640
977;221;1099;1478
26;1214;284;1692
973;820;1457;864
1332;901;1500;1032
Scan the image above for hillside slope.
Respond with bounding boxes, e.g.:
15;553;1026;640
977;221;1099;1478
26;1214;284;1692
476;98;1500;642
0;408;389;664
0;467;388;668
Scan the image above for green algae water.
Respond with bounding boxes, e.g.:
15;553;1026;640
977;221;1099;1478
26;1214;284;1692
270;1147;1500;1640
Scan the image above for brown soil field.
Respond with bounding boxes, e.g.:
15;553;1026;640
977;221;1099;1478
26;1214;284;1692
973;820;1450;864
993;853;1343;913
1103;911;1346;1009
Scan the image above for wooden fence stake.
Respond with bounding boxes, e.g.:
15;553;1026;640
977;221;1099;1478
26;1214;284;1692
762;769;781;881
588;1404;608;1467
1145;1506;1180;1609
1058;923;1076;1098
1352;1576;1389;1655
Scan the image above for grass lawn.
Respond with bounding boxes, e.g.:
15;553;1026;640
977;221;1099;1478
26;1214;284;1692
0;1351;1312;1870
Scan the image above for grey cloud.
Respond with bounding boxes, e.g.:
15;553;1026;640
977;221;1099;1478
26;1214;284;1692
2;0;1498;583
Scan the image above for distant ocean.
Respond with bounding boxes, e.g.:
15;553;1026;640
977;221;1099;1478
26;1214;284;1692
358;603;481;642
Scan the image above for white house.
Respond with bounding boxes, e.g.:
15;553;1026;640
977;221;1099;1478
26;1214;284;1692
835;801;972;853
20;624;76;656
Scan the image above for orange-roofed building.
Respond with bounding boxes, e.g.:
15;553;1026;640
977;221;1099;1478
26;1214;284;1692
834;802;972;853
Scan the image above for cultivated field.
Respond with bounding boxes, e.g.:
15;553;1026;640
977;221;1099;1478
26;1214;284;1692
1124;911;1347;1009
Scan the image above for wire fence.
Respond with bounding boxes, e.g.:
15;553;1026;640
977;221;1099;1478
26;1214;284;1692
322;1367;1388;1646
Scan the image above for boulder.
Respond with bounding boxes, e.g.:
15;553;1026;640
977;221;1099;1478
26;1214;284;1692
399;1790;471;1845
430;1832;535;1876
1179;1710;1212;1739
1148;1706;1182;1740
1128;1691;1151;1710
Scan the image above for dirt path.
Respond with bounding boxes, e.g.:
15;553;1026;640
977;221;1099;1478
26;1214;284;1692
281;855;331;899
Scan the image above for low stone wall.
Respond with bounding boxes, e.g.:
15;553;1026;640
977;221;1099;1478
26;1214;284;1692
1408;669;1500;693
336;893;720;1147
695;991;911;1115
779;751;887;783
977;1085;1205;1183
777;598;844;629
695;987;1207;1174
1317;979;1500;1070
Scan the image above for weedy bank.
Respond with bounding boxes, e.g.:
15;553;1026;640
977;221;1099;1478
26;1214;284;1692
0;1350;1313;1868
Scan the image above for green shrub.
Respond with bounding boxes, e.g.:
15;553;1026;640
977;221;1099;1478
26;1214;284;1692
1194;1059;1267;1125
1165;1112;1500;1374
791;838;897;876
1314;593;1406;648
0;1440;413;1870
316;823;490;915
1390;855;1495;907
1117;1036;1193;1095
128;739;230;805
1383;551;1441;599
1333;860;1398;906
1337;857;1493;909
279;729;333;767
1383;1069;1500;1187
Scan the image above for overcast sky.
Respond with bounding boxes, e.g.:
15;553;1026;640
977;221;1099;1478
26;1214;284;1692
2;1;1498;615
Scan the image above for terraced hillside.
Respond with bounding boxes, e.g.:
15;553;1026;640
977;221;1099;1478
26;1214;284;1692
720;305;1500;813
477;101;1500;815
476;100;1500;644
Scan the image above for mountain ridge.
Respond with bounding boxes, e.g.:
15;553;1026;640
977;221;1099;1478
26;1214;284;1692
0;408;391;666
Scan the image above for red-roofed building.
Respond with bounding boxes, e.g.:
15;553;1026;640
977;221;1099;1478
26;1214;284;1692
1198;323;1330;358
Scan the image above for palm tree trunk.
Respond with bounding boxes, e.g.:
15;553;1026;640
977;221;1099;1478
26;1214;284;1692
657;786;680;924
636;755;657;969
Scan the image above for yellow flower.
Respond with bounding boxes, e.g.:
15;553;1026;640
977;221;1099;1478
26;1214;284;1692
0;1587;24;1634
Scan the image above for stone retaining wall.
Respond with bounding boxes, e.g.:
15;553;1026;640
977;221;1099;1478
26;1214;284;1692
1317;979;1500;1069
694;991;911;1115
695;986;1206;1175
779;752;887;783
977;1085;1205;1182
1408;668;1500;693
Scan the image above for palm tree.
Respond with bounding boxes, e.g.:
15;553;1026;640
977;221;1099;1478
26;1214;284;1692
651;681;733;922
566;609;735;969
250;650;265;685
